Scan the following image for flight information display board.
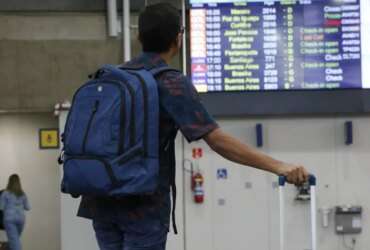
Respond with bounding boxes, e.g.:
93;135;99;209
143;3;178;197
189;0;370;92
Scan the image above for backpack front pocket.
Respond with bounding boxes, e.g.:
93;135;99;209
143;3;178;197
62;157;118;196
64;82;127;157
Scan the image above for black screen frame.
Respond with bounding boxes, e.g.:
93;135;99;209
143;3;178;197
185;0;370;116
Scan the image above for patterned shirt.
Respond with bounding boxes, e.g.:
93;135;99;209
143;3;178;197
77;52;218;227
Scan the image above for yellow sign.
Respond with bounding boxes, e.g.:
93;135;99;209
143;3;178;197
39;129;59;149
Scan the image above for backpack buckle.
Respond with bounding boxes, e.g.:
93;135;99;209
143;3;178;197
58;151;65;165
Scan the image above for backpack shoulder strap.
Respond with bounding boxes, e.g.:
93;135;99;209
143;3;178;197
149;66;181;77
117;64;180;78
149;65;181;235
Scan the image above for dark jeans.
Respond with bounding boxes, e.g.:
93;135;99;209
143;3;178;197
93;218;168;250
82;193;171;250
92;197;169;250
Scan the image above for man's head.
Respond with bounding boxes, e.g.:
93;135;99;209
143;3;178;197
138;3;183;56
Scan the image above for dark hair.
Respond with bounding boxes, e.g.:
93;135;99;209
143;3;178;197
6;174;25;197
139;3;182;53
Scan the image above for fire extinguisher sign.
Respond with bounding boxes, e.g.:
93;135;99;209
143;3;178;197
192;148;203;159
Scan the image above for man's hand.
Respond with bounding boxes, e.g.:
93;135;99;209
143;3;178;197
277;163;309;185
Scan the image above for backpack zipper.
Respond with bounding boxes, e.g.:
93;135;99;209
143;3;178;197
64;155;119;187
84;80;131;155
82;100;100;154
65;79;134;156
118;147;144;165
92;79;135;154
64;80;123;153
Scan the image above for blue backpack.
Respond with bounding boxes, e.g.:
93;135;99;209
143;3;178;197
60;65;174;197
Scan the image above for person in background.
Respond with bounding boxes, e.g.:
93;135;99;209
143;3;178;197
0;174;30;250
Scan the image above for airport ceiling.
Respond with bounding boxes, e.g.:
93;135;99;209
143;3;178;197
0;0;181;12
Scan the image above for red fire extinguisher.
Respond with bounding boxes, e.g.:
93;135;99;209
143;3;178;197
192;172;204;204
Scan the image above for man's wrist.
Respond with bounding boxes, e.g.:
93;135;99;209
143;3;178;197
270;161;285;176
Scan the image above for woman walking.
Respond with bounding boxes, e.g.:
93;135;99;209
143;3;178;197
0;174;30;250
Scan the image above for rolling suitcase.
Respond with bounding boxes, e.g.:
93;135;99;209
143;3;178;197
278;175;317;250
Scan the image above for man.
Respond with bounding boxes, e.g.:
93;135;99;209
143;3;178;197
78;3;309;250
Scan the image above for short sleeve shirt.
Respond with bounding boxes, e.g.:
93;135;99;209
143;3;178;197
77;52;218;225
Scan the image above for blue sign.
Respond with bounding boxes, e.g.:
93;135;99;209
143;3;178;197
217;168;228;180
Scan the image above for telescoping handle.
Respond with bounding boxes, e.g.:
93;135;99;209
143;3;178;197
278;175;317;250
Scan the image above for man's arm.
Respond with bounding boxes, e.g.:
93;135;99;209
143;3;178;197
204;128;309;185
156;71;309;184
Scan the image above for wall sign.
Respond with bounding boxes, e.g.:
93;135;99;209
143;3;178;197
39;128;59;149
192;148;203;159
217;168;228;180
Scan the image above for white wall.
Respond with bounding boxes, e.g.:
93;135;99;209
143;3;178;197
183;116;370;250
0;113;60;250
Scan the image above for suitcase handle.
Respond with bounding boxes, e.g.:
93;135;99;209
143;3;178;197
278;174;316;186
278;174;317;250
